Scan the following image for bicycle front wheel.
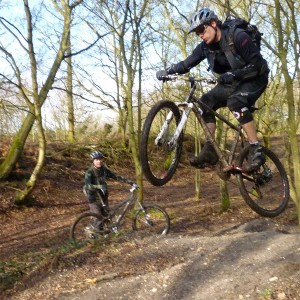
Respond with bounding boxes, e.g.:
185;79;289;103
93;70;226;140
70;212;106;245
140;100;183;186
132;205;170;235
237;145;289;217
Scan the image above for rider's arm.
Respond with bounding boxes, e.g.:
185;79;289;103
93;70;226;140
166;43;207;75
232;31;269;81
84;169;102;190
106;168;135;186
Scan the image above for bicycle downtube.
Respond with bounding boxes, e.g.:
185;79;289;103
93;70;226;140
116;194;134;224
195;112;230;169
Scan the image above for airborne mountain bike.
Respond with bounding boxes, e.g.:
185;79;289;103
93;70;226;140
140;75;289;218
70;185;170;245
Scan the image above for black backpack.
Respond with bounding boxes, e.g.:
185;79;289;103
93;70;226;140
220;17;263;69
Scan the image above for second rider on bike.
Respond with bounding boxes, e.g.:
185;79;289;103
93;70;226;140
83;150;135;232
156;7;269;172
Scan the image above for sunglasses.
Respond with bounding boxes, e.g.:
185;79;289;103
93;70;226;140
195;25;208;36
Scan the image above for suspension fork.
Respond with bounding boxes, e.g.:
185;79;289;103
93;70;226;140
136;198;146;211
154;103;192;149
155;109;174;144
167;102;194;149
156;83;197;149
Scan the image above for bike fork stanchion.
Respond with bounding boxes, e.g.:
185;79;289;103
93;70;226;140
169;102;193;148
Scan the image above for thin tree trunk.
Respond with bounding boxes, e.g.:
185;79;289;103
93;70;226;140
216;109;230;211
0;1;81;182
66;33;75;143
0;112;35;179
15;107;46;203
274;0;300;225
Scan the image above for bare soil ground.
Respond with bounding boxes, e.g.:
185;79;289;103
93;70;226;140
0;141;299;300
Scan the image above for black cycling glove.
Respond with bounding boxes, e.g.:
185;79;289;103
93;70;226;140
156;70;168;81
156;65;176;81
217;72;236;84
233;64;259;81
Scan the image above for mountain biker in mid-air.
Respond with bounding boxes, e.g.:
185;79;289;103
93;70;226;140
156;7;269;172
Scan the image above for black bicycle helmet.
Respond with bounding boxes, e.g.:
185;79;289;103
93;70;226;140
188;8;219;34
90;150;105;160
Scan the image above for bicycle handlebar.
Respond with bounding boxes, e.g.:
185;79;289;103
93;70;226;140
130;184;139;192
161;74;217;85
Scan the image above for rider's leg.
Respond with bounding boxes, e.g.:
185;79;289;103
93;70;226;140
242;120;258;144
190;87;227;168
242;120;265;172
227;80;268;172
206;123;216;140
88;202;104;231
84;189;105;231
189;122;219;168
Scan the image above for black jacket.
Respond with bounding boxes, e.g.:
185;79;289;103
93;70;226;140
168;28;269;80
83;165;134;202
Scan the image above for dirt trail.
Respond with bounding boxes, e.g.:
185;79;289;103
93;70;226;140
1;143;299;300
58;223;300;300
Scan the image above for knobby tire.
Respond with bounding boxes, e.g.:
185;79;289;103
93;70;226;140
140;100;183;186
70;212;104;244
132;205;170;235
237;145;289;217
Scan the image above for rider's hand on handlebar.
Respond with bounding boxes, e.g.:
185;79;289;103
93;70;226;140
92;184;103;190
156;70;169;81
130;183;138;192
217;72;236;84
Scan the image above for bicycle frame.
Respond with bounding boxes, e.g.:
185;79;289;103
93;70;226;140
140;75;290;217
97;186;143;229
161;75;247;171
71;185;171;241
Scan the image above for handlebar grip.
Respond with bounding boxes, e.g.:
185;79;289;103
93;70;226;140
161;75;175;82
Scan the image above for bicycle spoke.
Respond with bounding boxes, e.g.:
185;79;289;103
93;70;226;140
237;146;289;217
147;108;178;178
140;101;183;186
70;212;106;245
133;206;170;235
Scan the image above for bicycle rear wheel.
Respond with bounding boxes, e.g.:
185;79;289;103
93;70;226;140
140;100;183;186
70;212;107;245
132;205;170;235
237;145;289;217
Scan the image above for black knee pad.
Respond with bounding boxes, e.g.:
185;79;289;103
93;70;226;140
229;106;253;125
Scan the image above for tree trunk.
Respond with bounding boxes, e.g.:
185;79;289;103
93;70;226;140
15;108;46;203
66;33;75;143
216;109;230;211
0;112;35;179
274;0;300;225
194;117;201;199
0;1;81;182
